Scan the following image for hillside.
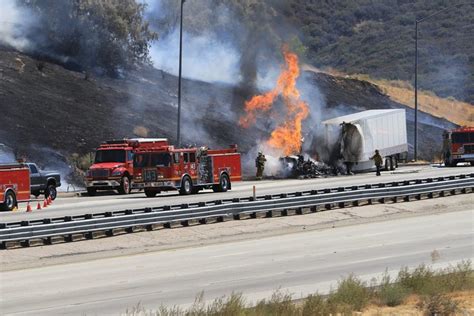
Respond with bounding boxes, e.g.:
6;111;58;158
282;0;474;104
0;48;455;179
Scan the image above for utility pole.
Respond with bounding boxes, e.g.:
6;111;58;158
413;3;468;161
414;20;418;161
177;0;185;147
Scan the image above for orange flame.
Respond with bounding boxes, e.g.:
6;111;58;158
239;46;309;155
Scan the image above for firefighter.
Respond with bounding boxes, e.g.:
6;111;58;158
370;149;383;176
255;151;267;180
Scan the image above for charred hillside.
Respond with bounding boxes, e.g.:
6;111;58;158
0;48;455;170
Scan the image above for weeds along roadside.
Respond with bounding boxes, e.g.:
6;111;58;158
124;260;474;316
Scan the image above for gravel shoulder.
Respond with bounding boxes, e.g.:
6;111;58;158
1;193;473;271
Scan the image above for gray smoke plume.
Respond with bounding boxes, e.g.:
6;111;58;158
146;0;242;85
0;143;16;163
0;0;35;51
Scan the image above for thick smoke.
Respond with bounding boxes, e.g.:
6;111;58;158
146;0;242;85
150;30;241;85
0;144;16;163
0;0;35;51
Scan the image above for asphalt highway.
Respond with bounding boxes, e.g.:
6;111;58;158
1;208;472;315
1;165;472;222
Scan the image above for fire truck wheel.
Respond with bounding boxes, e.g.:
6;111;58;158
118;176;131;195
179;176;193;195
214;174;230;192
87;188;97;196
45;184;57;200
2;191;17;211
145;188;158;198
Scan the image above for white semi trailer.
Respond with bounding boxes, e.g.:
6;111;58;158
322;109;408;172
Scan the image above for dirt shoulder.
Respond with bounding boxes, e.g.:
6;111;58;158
1;194;473;271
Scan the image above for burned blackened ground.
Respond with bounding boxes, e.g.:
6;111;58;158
0;48;455;175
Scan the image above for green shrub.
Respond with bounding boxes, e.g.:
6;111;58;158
327;274;370;312
301;294;330;316
397;264;438;295
379;283;409;307
253;290;297;316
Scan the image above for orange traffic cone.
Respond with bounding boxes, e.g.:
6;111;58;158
26;203;32;212
36;202;42;210
43;199;48;208
47;196;52;205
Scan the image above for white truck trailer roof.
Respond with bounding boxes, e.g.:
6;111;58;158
322;109;404;125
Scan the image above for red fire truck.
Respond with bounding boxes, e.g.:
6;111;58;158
0;163;30;211
133;144;242;197
443;127;474;167
85;138;169;196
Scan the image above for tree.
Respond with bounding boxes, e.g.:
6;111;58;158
20;0;157;76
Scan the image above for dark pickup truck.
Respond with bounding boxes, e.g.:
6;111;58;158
26;163;61;200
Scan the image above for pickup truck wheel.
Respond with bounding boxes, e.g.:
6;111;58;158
145;188;158;198
87;188;97;196
45;184;57;200
118;176;131;195
214;174;230;192
2;191;17;211
384;158;390;171
179;176;192;195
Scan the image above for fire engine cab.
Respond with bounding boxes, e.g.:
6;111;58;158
133;144;242;197
85;138;169;196
443;127;474;167
0;163;30;211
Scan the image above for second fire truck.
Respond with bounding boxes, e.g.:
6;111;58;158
443;127;474;167
133;144;242;197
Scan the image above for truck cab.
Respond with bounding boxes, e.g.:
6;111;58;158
443;127;474;167
26;163;61;200
85;138;168;196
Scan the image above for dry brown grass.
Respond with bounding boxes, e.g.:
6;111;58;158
303;65;474;127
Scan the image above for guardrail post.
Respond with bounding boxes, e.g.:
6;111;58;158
352;200;359;207
252;185;256;201
404;195;410;202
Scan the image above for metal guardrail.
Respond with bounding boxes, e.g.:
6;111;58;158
1;174;473;249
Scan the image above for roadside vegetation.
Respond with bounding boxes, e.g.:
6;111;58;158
125;261;473;316
348;74;474;127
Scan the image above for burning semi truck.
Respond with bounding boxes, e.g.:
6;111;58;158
85;138;169;196
133;144;242;197
322;109;408;172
